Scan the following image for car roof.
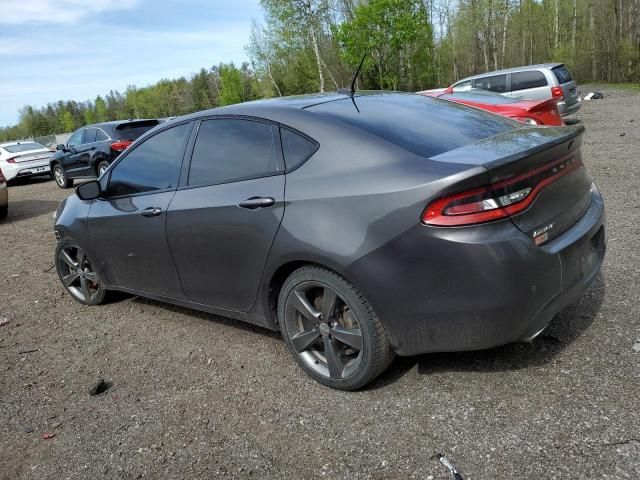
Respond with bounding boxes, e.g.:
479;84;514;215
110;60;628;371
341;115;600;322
80;119;159;130
456;63;564;82
0;140;46;148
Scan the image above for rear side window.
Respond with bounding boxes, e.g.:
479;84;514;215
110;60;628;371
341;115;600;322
83;129;97;143
472;74;507;93
309;94;514;158
511;71;548;91
108;123;190;197
96;129;109;141
188;119;278;187
552;65;574;84
280;128;318;170
114;120;160;141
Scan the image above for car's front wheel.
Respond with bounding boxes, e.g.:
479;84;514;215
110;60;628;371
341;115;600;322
53;164;72;189
278;266;394;390
55;241;107;305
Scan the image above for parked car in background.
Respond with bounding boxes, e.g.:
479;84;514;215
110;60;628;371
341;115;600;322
53;92;605;390
0;168;8;219
450;63;580;116
0;141;53;183
419;88;564;126
49;119;160;189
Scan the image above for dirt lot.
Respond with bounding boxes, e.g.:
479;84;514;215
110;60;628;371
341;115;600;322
1;86;639;480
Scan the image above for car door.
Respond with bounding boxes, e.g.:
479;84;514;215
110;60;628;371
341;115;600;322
88;122;193;298
63;129;85;174
167;117;285;311
507;70;549;100
75;128;98;176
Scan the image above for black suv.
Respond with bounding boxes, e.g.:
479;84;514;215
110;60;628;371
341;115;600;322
50;119;160;188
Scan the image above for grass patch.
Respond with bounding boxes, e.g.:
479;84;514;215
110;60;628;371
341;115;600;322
600;83;640;92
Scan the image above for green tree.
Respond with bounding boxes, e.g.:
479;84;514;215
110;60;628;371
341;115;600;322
219;63;244;105
61;110;75;132
95;96;108;122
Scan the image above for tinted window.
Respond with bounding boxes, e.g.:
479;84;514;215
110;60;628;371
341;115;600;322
552;65;574;84
108;123;190;197
83;128;97;143
67;130;83;147
2;142;45;153
114;120;160;141
472;74;507;93
281;128;318;170
309;94;514;158
96;129;109;141
188;119;278;187
511;71;548;91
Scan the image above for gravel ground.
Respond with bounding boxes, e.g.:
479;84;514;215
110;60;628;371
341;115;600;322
1;86;639;480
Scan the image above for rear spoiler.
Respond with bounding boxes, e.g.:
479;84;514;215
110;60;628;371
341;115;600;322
114;119;159;130
430;124;585;182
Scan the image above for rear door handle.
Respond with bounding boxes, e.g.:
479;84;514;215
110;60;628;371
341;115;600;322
237;197;275;210
140;207;162;217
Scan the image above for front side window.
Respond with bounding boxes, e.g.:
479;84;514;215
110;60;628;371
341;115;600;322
67;130;83;147
107;123;190;197
188;119;278;187
452;80;472;92
511;71;548;91
472;74;507;93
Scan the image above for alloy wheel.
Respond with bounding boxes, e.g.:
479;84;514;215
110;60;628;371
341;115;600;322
54;166;65;187
284;282;363;380
56;245;101;302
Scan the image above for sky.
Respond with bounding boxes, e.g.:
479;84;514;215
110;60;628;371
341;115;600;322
0;0;264;127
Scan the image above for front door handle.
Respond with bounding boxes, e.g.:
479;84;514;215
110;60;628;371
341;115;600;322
140;207;162;217
237;197;275;210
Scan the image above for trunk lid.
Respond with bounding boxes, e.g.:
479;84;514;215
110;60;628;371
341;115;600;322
9;150;51;164
430;125;593;242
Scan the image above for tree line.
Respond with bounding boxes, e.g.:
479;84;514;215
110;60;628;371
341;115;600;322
2;0;638;142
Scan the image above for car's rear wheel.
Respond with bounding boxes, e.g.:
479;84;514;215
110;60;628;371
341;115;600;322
278;266;394;390
53;164;72;189
56;242;107;305
97;161;110;177
0;204;7;220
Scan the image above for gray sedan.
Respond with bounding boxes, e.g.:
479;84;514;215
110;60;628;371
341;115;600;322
53;92;604;390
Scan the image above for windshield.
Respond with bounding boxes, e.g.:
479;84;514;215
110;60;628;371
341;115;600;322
2;142;46;153
309;93;515;158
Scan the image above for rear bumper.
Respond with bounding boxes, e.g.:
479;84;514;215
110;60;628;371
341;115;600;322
0;185;7;207
558;99;581;116
345;185;605;356
1;162;50;181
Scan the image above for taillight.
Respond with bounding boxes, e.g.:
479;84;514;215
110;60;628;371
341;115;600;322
110;140;133;152
422;154;584;226
6;157;16;164
551;86;564;99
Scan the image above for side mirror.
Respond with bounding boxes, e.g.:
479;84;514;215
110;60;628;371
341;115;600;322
76;180;101;201
56;144;66;151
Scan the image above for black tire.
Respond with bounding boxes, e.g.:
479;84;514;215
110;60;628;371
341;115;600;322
278;265;394;390
0;204;7;220
55;240;107;306
52;164;72;189
96;160;110;177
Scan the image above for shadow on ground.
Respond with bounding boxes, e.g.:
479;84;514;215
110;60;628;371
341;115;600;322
369;273;606;389
3;199;59;223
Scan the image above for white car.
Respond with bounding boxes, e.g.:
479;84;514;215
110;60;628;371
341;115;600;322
0;141;53;182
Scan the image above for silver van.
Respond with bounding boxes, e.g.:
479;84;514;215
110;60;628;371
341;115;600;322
451;63;580;116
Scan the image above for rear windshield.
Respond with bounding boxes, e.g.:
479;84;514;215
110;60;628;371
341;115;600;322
440;89;520;104
2;142;45;153
552;65;574;84
308;93;515;158
113;120;160;141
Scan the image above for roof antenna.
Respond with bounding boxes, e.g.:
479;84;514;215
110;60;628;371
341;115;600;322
338;53;367;96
